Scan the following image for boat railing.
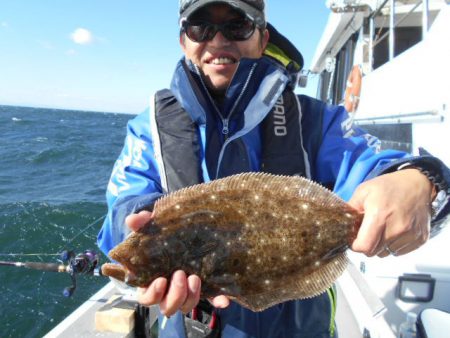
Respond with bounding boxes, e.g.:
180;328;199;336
369;0;429;71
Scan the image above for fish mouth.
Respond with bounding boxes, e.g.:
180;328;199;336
101;263;138;286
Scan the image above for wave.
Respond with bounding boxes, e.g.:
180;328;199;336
6;116;34;126
27;147;68;164
34;136;49;143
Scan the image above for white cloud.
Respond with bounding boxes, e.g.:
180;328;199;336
70;28;94;45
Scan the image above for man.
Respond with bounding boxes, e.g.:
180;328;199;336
97;0;450;337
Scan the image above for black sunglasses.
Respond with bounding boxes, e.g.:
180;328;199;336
182;17;256;42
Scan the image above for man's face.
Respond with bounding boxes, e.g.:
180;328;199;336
180;4;269;95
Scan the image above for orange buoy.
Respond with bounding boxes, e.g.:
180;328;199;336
344;65;362;113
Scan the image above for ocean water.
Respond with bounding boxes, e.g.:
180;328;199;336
0;105;132;337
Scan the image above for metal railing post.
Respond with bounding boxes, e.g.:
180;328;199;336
422;0;429;39
389;0;395;60
369;16;374;72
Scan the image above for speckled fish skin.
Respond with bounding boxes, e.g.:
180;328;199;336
102;172;363;312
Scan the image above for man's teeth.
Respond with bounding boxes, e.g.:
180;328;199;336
211;57;235;65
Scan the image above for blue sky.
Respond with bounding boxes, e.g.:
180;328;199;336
0;1;330;114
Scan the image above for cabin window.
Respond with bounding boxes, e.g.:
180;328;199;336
373;26;422;69
317;33;357;106
317;71;331;103
333;37;355;105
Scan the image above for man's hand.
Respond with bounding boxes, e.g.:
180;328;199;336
349;169;434;257
125;211;230;317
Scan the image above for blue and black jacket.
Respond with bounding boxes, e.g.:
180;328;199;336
97;55;449;338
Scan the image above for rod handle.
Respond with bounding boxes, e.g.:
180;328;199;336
24;262;66;272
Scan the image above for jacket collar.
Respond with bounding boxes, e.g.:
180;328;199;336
170;56;290;125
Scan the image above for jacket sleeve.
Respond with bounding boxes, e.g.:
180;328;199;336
315;104;450;226
97;109;164;257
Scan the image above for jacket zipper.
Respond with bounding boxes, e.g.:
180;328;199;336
221;118;230;137
194;63;257;140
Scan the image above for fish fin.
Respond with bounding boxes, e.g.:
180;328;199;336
155;172;349;213
233;254;348;312
214;172;347;208
291;253;348;298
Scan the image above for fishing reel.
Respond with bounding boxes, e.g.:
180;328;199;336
0;249;103;297
60;250;100;297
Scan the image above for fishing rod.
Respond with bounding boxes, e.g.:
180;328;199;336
0;215;108;297
0;249;103;297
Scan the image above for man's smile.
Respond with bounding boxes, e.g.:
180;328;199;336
210;57;236;65
205;54;238;66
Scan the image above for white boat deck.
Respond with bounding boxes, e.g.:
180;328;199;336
44;276;369;337
335;282;361;338
44;282;131;338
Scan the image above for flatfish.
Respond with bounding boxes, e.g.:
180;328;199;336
101;172;362;311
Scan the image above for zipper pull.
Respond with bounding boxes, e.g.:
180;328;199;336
222;118;229;137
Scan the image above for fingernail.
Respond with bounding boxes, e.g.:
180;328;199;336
173;271;185;288
161;316;169;330
155;278;165;293
190;277;200;293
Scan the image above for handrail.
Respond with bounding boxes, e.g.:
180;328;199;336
369;0;390;19
354;110;443;125
422;0;429;38
372;0;424;49
369;0;430;68
389;0;395;60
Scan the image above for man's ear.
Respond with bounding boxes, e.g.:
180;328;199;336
262;29;270;50
179;33;186;52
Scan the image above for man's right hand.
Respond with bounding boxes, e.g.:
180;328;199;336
125;210;230;317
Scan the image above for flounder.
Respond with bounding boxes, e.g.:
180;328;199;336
102;172;362;312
